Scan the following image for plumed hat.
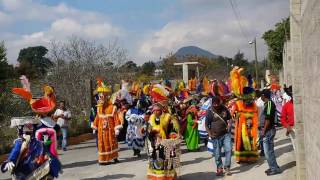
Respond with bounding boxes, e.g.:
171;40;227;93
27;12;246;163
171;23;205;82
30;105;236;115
12;75;56;114
96;78;111;93
150;84;169;102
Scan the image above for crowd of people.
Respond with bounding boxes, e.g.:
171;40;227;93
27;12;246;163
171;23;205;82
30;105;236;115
1;66;295;179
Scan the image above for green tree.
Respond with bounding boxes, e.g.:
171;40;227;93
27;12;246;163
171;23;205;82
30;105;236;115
262;17;290;70
140;61;156;76
0;41;15;83
17;46;53;79
121;61;138;71
232;51;249;67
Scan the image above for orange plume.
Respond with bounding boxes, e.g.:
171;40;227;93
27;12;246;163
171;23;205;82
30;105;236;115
12;88;32;101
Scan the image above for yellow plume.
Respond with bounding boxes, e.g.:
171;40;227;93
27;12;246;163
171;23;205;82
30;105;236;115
203;76;209;95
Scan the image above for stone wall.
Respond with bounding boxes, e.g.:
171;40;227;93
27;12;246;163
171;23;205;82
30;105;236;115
289;0;306;179
282;40;293;86
284;0;320;179
300;0;320;179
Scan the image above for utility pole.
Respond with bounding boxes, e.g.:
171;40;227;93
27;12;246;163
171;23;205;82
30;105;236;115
249;37;259;86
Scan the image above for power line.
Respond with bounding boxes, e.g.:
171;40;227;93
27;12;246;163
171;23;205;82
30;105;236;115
228;0;250;42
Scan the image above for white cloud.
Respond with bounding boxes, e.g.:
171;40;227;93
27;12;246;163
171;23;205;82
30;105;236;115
5;32;49;63
51;18;82;34
1;0;24;11
137;0;289;62
1;0;289;64
84;23;123;39
0;10;11;24
0;0;124;64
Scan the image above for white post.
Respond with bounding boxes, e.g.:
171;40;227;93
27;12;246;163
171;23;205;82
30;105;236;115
174;62;202;86
182;64;188;85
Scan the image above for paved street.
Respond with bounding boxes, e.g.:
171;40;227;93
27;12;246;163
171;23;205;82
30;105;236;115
0;128;295;180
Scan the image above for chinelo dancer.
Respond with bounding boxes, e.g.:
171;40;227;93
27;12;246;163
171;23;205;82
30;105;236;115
183;97;200;151
1;76;62;179
197;97;212;147
146;84;181;180
125;98;147;157
92;79;122;165
229;67;259;163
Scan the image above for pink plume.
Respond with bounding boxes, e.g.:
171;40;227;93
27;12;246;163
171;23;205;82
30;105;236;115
20;75;31;92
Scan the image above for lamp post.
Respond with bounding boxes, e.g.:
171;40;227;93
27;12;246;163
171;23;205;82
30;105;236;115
249;37;258;86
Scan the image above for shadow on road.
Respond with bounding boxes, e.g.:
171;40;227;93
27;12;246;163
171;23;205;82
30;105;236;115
274;138;291;147
180;171;216;180
231;158;265;174
80;173;135;180
181;145;208;154
181;157;211;166
280;161;296;172
67;145;97;151
275;144;293;158
119;153;148;162
79;141;96;145
63;160;98;169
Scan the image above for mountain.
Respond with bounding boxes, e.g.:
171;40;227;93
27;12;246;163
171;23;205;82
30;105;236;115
174;46;218;59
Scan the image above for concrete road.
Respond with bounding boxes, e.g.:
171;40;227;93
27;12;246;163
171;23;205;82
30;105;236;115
0;128;295;180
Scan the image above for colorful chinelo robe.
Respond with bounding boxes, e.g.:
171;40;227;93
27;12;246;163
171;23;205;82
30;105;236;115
197;98;211;140
93;103;121;163
183;106;200;151
147;113;180;180
125;108;146;151
1;138;44;178
232;100;259;162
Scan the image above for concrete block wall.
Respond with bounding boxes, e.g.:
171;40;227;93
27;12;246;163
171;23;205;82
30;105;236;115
289;0;306;179
284;0;320;179
282;41;293;86
300;0;320;179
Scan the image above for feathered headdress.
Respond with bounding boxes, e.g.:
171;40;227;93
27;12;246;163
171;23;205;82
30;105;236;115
143;84;151;95
210;80;224;96
150;84;169;102
12;76;56;114
130;81;142;100
202;76;210;95
178;80;186;91
229;66;248;97
96;78;111;93
188;78;197;91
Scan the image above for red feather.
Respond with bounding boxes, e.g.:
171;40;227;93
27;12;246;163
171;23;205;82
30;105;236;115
31;98;56;114
12;88;32;101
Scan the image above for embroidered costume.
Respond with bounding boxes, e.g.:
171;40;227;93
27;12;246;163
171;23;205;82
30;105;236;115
2;76;62;178
125;106;146;156
230;67;259;162
93;79;122;164
146;86;181;180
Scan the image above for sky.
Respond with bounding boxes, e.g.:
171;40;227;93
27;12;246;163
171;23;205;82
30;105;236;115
0;0;289;65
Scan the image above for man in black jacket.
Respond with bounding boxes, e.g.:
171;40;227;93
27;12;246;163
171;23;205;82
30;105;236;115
205;96;232;176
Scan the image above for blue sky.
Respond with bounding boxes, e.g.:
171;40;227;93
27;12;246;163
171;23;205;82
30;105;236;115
0;0;289;64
